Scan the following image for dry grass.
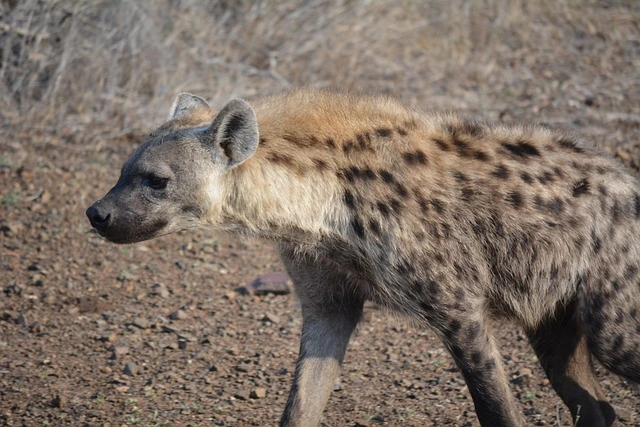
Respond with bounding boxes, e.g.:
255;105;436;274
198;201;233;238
0;0;638;141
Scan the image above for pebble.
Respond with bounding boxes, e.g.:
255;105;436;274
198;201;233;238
51;394;66;408
233;391;249;400
262;312;280;324
110;346;129;359
250;387;267;399
151;283;170;298
169;309;187;320
16;313;28;326
123;362;137;376
131;317;151;329
239;272;292;295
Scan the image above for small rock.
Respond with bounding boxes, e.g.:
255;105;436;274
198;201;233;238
16;313;28;326
177;338;188;350
1;221;24;237
150;283;170;298
169;309;187;320
262;313;280;324
51;394;66;408
123;362;137;376
238;272;292;295
110;346;129;359
250;387;267;399
131;318;151;329
233;391;249;400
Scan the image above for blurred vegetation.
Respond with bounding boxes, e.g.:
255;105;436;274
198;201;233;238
0;0;638;139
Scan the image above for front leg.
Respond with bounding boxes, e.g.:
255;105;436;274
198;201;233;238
280;258;364;427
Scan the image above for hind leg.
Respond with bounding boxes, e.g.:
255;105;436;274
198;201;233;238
584;278;640;385
526;299;615;427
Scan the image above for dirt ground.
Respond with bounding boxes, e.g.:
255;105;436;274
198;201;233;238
2;2;640;426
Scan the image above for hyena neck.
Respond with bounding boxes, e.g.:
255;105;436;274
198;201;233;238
219;154;347;246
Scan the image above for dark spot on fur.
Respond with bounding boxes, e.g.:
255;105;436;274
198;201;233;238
312;158;328;171
351;217;365;238
451;344;464;360
396;127;408;136
572;179;590;197
395;182;409;198
467;323;480;341
611;199;623;222
520;172;534;184
361;168;377;180
592;231;601;253
282;133;312;148
356;133;368;150
612;334;624;352
460;120;484;137
453;171;469;182
502;141;541;158
548;197;564;215
267;153;295;167
402;150;428;166
341;168;355;183
259;137;268;146
379;169;394;183
553;167;564;178
557;137;584;153
492;165;510;179
534;195;544;211
471;352;482;365
376;128;392;138
484;359;496;371
369;219;381;236
506;192;523;209
454;288;466;302
634;193;640;218
630;309;637;319
474;150;489;161
434;138;449;151
461;188;476;202
448;319;462;337
625;264;638;281
390;199;403;214
377;202;391;217
430;199;445;214
343;140;355;154
453;138;470;156
538;171;555;185
325;138;336;149
344;190;357;210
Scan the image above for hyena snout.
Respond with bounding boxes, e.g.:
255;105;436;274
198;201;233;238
86;201;113;232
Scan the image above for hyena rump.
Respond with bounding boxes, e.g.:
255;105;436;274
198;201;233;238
87;90;639;426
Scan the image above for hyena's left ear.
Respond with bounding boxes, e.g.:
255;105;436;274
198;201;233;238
168;93;211;120
205;99;259;168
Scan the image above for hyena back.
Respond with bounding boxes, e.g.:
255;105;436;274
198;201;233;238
87;90;640;426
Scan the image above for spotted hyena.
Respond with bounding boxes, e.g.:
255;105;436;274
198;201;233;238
87;90;639;426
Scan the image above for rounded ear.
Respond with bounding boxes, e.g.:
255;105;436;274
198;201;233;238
168;93;211;120
206;99;259;168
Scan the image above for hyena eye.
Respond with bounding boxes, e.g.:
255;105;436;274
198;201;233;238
144;175;169;190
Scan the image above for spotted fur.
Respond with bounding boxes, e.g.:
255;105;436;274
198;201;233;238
87;89;639;427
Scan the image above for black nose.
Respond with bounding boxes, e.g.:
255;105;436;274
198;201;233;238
86;203;112;231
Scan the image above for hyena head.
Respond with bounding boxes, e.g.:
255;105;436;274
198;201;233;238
86;94;258;244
